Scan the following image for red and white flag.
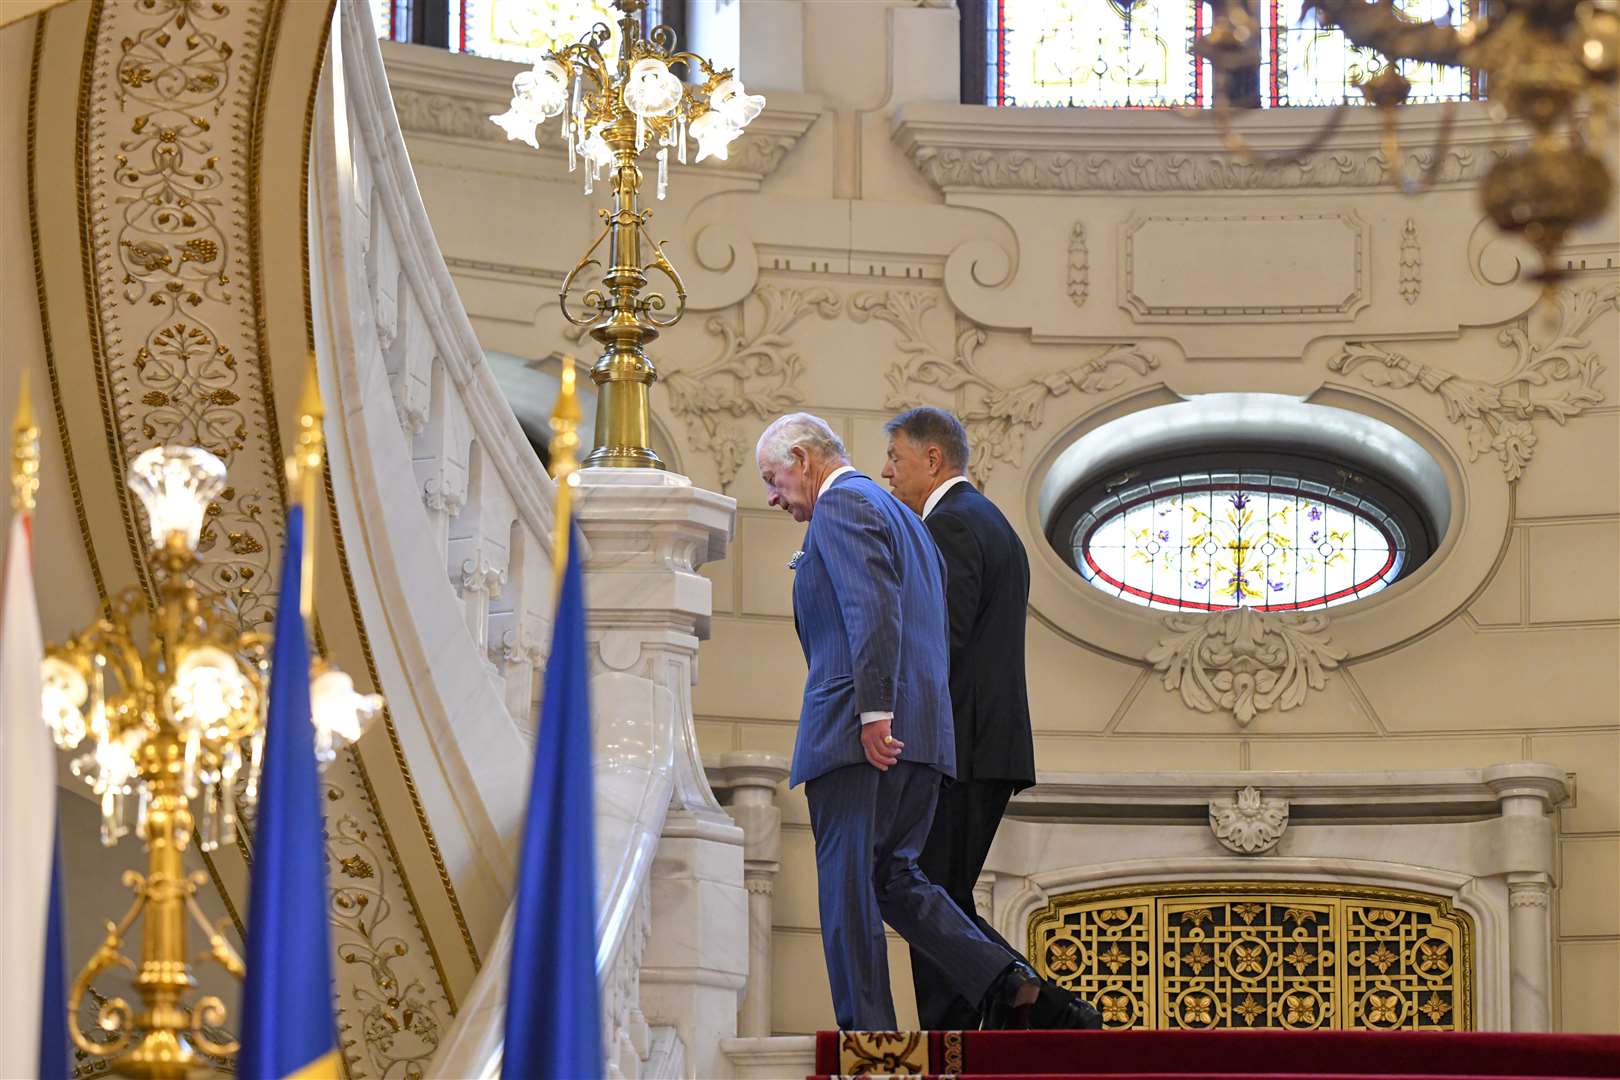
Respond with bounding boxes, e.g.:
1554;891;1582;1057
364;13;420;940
0;384;57;1074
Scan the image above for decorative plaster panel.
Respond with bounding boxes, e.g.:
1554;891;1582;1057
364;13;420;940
1120;214;1368;322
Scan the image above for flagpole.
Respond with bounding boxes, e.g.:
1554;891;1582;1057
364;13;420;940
291;355;325;623
12;369;39;515
549;355;583;593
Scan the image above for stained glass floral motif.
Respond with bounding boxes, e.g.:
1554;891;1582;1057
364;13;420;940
986;0;1478;109
458;0;620;64
990;0;1200;108
1073;472;1407;612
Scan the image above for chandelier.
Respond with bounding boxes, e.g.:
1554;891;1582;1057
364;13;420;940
489;0;765;469
1195;1;1618;288
39;371;381;1076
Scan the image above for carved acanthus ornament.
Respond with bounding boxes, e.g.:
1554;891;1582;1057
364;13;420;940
1146;609;1346;727
849;290;1157;486
1209;787;1290;855
1067;223;1089;307
1329;284;1616;482
662;284;843;491
1399;220;1422;305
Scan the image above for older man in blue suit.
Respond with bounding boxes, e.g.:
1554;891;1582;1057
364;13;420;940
755;412;1041;1032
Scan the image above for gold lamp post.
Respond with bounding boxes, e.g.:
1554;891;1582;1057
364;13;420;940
489;0;766;469
37;364;381;1078
1194;1;1619;288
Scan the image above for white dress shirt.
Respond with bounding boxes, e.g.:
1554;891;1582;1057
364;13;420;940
813;466;891;729
922;474;971;520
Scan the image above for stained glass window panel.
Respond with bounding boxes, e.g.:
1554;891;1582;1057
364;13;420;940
991;0;1202;108
457;0;621;64
1073;474;1406;612
1266;0;1478;106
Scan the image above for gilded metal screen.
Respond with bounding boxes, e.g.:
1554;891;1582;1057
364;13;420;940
1028;882;1473;1031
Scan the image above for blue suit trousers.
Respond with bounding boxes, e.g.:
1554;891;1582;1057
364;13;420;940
805;760;1012;1030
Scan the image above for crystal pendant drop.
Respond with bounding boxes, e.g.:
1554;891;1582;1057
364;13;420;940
568;123;577;172
657;146;669;200
678;114;687;164
201;780;220;852
636;113;646;152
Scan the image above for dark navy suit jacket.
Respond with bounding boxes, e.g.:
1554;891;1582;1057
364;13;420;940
788;471;955;787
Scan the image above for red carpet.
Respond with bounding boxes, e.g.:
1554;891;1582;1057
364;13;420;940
813;1030;1620;1078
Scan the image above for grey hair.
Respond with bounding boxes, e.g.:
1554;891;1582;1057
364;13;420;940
756;412;849;468
885;406;970;472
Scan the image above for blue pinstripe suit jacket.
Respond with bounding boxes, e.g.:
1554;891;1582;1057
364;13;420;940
788;472;956;787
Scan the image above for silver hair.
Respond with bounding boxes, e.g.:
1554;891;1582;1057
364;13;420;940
756;412;849;468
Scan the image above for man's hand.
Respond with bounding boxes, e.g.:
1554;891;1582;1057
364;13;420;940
861;717;904;771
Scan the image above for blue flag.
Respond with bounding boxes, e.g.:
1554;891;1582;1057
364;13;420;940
39;831;67;1079
502;533;600;1078
239;505;339;1078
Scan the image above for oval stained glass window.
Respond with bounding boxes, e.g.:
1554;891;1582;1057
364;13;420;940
1073;474;1409;612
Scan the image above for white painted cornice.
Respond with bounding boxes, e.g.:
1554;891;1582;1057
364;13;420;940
892;101;1519;194
1012;763;1570;821
379;40;823;186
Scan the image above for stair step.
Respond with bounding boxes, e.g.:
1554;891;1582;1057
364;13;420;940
814;1029;1620;1078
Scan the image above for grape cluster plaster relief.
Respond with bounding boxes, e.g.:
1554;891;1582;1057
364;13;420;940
848;290;1157;487
1329;284;1616;482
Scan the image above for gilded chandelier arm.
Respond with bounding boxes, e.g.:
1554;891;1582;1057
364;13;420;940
66;883;146;1057
1308;0;1474;68
558;213;615;327
642;234;688;329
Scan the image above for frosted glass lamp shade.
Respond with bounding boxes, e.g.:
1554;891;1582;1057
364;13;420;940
689;110;738;162
625;58;682;117
709;78;765;129
127;445;227;554
310;666;384;761
516;60;570;119
169;645;254;737
41;655;88;750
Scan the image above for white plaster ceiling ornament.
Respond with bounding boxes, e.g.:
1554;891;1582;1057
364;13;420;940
1146;608;1346;727
1329;283;1616;482
1067;222;1089;307
1209;786;1290;855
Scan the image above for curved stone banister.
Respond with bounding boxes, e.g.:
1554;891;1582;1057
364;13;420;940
309;4;713;1074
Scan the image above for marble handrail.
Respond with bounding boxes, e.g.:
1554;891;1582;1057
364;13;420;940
309;3;684;1073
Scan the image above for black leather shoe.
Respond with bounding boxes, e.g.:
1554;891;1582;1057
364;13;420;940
979;960;1042;1030
1031;980;1103;1030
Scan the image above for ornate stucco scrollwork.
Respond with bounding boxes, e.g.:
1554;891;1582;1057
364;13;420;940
1329;284;1616;482
904;143;1504;194
661;284;843;491
1209;786;1290;855
1146;608;1346;727
849;289;1157;487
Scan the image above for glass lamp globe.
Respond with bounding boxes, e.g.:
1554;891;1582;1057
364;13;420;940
625;58;682;118
518;59;570;119
689;110;738;162
168;645;253;738
709;78;765;129
581;125;615;171
127;445;227;555
310;665;384;762
491;106;541;149
41;655;88;750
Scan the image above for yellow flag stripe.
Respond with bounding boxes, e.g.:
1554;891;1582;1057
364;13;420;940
285;1049;343;1079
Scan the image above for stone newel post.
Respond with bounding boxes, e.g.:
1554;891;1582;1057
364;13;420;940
707;751;791;1037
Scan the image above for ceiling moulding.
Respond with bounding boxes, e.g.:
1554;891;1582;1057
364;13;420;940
380;42;821;186
891;101;1516;195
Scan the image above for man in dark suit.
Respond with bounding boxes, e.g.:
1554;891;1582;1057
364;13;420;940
755;411;1043;1032
882;407;1088;1031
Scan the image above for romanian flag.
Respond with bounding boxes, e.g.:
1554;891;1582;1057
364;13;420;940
0;384;67;1077
502;531;601;1077
238;504;340;1078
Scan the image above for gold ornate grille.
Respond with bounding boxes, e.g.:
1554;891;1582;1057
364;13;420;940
1028;882;1472;1031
